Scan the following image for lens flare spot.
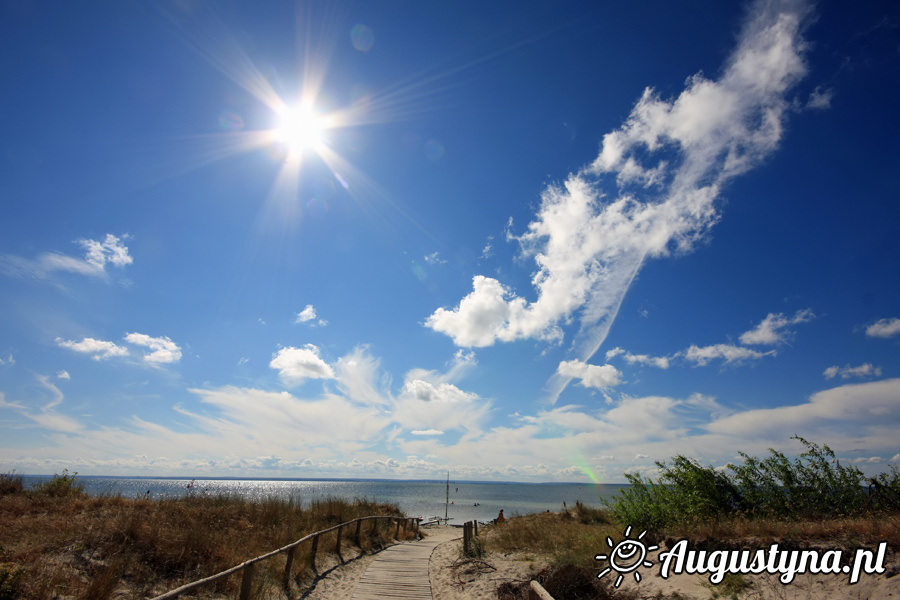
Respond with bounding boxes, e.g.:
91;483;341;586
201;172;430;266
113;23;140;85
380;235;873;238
351;24;375;52
218;111;244;130
306;197;329;216
424;139;445;160
333;171;350;189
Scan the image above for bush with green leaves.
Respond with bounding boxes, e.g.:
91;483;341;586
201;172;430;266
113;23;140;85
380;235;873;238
606;437;894;530
31;469;85;498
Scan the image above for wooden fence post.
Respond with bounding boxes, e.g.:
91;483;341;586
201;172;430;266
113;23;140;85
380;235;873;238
355;518;363;546
394;518;401;539
335;525;343;561
474;520;478;537
309;534;319;573
238;563;254;600
282;546;296;590
463;521;470;555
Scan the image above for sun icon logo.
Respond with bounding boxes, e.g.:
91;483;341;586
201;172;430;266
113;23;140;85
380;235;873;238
595;526;659;588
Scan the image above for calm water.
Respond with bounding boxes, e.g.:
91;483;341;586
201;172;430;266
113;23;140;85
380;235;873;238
21;475;626;524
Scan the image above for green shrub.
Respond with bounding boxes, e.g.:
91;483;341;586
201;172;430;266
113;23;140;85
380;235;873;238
31;469;85;498
606;437;876;530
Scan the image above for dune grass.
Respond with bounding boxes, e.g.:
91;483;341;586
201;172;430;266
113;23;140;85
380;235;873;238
0;473;411;600
486;438;900;598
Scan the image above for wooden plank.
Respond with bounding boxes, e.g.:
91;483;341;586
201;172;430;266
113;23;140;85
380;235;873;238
349;528;458;600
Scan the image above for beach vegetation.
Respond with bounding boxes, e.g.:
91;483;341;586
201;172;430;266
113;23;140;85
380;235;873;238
0;472;24;496
0;482;409;600
606;436;900;530
30;469;85;498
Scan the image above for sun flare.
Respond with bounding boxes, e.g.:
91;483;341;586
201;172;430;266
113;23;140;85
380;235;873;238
274;104;327;156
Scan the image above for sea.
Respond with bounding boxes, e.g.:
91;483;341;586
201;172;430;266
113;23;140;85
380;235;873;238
20;475;627;525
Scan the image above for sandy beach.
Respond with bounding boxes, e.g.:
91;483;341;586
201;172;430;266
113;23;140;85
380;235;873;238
297;523;900;600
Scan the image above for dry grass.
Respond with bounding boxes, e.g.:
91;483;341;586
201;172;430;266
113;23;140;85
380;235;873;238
0;491;412;600
664;512;900;549
486;506;900;576
486;509;621;570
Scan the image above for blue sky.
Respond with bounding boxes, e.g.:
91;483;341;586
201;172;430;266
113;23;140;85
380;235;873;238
1;0;898;482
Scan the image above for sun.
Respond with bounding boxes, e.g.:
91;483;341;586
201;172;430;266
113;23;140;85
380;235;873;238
595;526;658;588
273;103;328;157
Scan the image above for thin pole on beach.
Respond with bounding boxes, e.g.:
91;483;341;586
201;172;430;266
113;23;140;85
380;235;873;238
445;471;449;522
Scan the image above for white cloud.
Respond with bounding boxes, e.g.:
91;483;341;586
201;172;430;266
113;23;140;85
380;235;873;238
426;0;811;402
394;377;490;434
425;275;540;347
56;370;70;380
707;378;900;438
80;234;133;269
424;251;447;265
556;360;622;389
0;353;13;366
804;85;832;110
866;318;900;339
605;347;669;369
56;337;129;360
739;309;814;345
334;347;390;406
823;363;882;380
682;343;775;366
295;305;327;326
480;240;494;260
0;234;132;281
124;333;182;365
270;345;336;386
411;429;444;436
296;305;317;322
3;375;84;433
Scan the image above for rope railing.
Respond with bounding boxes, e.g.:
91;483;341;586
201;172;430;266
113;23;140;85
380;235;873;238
148;515;419;600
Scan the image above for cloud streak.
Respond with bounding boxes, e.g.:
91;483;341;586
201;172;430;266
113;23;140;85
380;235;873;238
0;234;132;283
426;0;812;402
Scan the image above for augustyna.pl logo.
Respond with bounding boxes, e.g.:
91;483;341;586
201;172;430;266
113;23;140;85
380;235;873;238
597;528;888;587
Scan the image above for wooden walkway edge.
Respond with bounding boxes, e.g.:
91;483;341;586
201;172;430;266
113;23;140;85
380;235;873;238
350;528;459;600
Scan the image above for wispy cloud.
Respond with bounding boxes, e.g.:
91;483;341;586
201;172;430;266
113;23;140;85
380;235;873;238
739;309;815;345
866;318;900;339
707;378;900;439
0;234;132;283
423;251;447;265
682;343;776;366
124;333;182;365
2;375;84;433
823;363;882;380
426;0;812;401
56;337;130;360
605;347;670;369
56;333;181;365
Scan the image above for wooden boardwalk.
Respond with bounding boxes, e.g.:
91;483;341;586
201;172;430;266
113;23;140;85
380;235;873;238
350;527;459;600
